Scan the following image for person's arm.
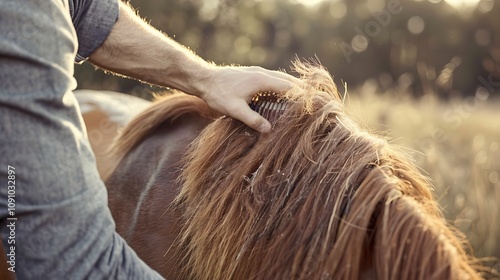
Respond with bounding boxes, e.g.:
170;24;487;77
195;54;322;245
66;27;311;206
89;2;297;133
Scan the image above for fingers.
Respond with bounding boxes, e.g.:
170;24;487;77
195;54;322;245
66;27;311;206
252;71;301;101
248;67;301;89
202;66;300;133
264;69;302;85
230;69;298;133
229;100;272;133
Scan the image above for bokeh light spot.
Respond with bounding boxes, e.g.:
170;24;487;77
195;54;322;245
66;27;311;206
477;0;494;13
475;150;487;165
473;134;486;150
199;0;219;21
408;16;425;35
234;36;252;54
351;35;369;53
329;1;347;19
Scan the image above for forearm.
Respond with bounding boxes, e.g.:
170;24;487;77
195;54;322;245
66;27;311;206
89;1;212;96
89;1;297;133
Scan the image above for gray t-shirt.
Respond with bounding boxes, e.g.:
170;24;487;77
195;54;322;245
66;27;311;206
0;0;164;279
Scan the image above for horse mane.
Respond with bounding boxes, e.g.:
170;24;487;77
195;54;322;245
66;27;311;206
112;93;219;157
175;61;484;279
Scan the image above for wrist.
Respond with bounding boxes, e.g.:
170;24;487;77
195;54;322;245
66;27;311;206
162;53;215;98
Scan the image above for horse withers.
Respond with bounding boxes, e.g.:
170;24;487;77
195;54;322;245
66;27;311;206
75;90;150;180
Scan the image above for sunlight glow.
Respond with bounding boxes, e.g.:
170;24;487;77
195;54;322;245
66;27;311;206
444;0;480;8
294;0;328;6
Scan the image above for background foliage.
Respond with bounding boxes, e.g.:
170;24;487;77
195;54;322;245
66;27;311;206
76;0;499;98
75;0;500;273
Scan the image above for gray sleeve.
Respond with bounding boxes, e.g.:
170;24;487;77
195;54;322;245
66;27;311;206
68;0;119;63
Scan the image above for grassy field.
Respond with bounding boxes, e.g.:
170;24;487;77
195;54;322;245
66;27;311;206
346;81;500;271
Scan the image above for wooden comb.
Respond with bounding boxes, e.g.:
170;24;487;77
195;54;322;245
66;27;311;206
249;91;286;123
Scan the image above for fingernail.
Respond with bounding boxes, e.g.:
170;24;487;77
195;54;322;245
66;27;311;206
258;122;272;133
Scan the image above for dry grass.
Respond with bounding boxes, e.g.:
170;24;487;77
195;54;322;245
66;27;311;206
346;81;500;272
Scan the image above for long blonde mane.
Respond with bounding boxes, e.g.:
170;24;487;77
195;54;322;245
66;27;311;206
173;62;483;279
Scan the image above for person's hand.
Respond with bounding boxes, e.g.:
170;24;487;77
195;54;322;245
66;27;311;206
199;66;299;133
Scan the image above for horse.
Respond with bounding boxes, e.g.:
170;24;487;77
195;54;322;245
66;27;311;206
85;62;486;279
74;90;151;180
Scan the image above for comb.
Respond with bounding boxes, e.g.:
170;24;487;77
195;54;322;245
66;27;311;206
249;91;287;123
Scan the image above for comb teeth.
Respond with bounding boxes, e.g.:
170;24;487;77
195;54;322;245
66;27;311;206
249;91;287;123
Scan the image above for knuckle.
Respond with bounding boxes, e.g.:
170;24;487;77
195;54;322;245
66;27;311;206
248;66;263;72
250;72;270;85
